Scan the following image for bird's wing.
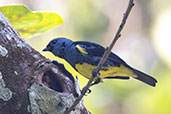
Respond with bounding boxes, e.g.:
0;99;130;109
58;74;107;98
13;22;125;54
73;41;136;79
74;41;105;56
74;41;126;65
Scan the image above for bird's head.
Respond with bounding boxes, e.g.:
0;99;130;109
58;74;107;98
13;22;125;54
43;38;73;58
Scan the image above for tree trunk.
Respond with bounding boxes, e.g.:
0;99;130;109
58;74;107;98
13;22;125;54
0;12;89;114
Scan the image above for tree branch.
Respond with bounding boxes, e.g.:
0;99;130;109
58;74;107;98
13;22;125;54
0;12;89;114
65;0;134;113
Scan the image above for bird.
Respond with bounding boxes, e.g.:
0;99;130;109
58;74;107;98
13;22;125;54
43;38;157;87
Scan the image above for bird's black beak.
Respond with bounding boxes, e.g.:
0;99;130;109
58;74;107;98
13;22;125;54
43;45;53;52
43;47;49;51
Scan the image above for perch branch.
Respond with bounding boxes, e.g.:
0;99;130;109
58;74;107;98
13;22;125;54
64;0;134;113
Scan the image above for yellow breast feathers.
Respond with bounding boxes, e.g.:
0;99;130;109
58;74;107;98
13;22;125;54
75;63;137;79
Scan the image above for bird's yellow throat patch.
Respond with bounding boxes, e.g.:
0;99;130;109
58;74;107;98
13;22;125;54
75;63;137;79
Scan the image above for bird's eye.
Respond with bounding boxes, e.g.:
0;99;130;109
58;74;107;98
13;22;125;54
52;40;57;44
62;42;66;47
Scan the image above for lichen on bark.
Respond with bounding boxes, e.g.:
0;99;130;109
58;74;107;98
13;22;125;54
0;11;89;114
0;72;13;101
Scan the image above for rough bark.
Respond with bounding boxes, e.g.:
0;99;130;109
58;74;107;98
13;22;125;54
0;12;89;114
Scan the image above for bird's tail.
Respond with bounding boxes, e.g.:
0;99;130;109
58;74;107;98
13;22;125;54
131;68;157;87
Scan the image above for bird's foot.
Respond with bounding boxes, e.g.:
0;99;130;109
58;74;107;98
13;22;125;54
81;87;92;96
92;69;101;78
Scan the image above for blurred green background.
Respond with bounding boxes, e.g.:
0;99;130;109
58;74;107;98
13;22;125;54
1;0;171;114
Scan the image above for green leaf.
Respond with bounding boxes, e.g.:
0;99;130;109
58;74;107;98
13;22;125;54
0;5;63;38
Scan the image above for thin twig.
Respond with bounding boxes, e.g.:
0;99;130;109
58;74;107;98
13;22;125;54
64;0;134;113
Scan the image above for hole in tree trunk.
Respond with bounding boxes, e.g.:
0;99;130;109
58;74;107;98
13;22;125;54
42;71;63;92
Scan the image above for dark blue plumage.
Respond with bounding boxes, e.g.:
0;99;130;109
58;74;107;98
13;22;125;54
43;38;157;87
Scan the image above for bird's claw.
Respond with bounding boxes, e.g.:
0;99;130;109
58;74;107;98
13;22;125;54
81;87;92;96
92;69;101;78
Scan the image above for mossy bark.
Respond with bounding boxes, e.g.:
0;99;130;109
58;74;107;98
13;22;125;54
0;12;89;114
